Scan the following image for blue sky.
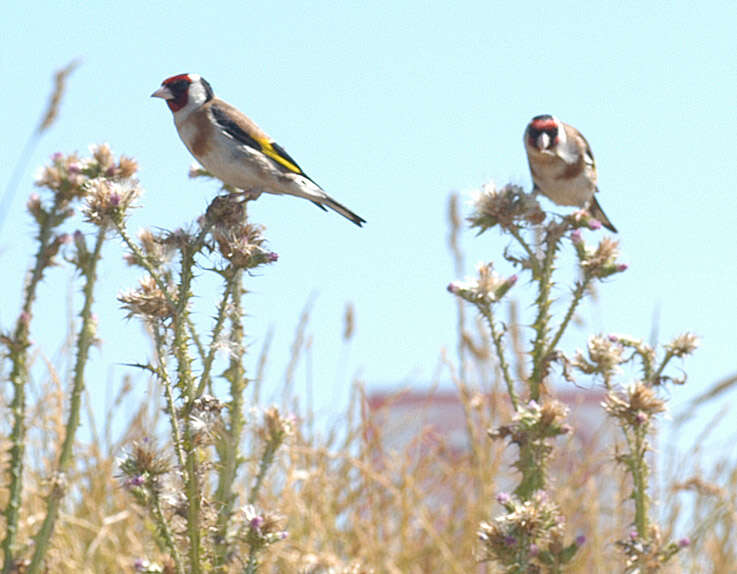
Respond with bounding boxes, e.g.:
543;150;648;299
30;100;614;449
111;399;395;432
1;2;735;452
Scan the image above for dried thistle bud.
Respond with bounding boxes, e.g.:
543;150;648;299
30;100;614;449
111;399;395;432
118;276;176;320
578;237;627;280
448;262;517;306
666;332;699;358
477;490;569;566
260;406;296;446
603;382;665;427
84;179;142;226
572;334;626;379
468;182;545;232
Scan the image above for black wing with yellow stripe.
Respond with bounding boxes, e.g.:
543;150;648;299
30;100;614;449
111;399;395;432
210;104;317;184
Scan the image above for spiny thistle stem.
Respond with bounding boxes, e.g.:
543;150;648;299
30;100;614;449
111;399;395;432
530;246;555;401
1;196;65;574
629;426;650;537
152;325;186;470
214;269;246;572
509;225;540;276
184;426;202;574
650;350;675;386
196;271;239;398
249;441;278;506
151;490;185;574
26;224;107;574
545;278;591;357
113;220;209;367
480;305;518;411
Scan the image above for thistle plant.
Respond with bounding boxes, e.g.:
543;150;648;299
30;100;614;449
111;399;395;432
448;181;692;572
573;332;698;572
1;145;141;574
114;174;289;573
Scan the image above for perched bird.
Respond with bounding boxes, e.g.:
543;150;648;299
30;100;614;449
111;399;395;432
151;73;365;226
523;114;616;232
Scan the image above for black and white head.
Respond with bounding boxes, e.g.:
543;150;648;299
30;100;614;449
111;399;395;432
524;114;567;152
151;73;214;116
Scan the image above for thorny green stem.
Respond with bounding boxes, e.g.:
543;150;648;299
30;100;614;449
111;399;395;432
545;278;591;358
626;425;650;538
650;350;675;386
214;269;247;572
480;305;518;411
113;220;210;372
509;226;540;276
151;488;186;574
1;197;64;574
152;325;186;470
244;547;258;574
196;271;238;398
185;427;202;574
530;239;557;402
171;241;202;572
249;441;278;506
27;225;107;574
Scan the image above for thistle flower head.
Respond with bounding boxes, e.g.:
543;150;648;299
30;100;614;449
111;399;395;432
477;490;568;566
448;262;517;306
572;333;626;380
666;332;699;358
468;182;545;232
578;237;628;280
603;382;665;428
118;276;176;321
83;178;142;226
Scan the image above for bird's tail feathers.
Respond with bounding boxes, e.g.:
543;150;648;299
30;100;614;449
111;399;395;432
589;195;617;233
320;195;366;227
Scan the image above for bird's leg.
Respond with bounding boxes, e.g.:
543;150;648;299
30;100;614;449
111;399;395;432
232;188;263;202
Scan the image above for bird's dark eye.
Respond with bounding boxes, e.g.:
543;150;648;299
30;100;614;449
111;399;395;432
167;79;189;96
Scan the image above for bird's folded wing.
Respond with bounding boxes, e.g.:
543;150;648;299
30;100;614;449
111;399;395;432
210;103;312;180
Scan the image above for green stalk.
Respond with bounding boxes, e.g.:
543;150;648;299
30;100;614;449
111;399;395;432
152;325;186;470
196;272;238;398
545;278;591;357
529;243;555;401
480;305;518;411
27;225;107;574
150;489;185;574
1;200;62;574
629;426;650;537
184;427;202;574
214;270;246;572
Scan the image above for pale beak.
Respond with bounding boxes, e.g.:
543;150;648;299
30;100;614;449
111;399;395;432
536;132;550;150
151;86;174;99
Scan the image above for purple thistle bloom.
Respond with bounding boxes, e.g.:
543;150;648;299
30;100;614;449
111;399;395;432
617;263;628;272
250;515;264;530
496;492;511;504
571;229;584;244
504;535;517;547
588;218;602;230
678;537;690;548
575;534;587;546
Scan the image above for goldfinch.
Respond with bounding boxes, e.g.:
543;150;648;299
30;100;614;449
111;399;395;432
152;73;365;226
523;114;616;232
